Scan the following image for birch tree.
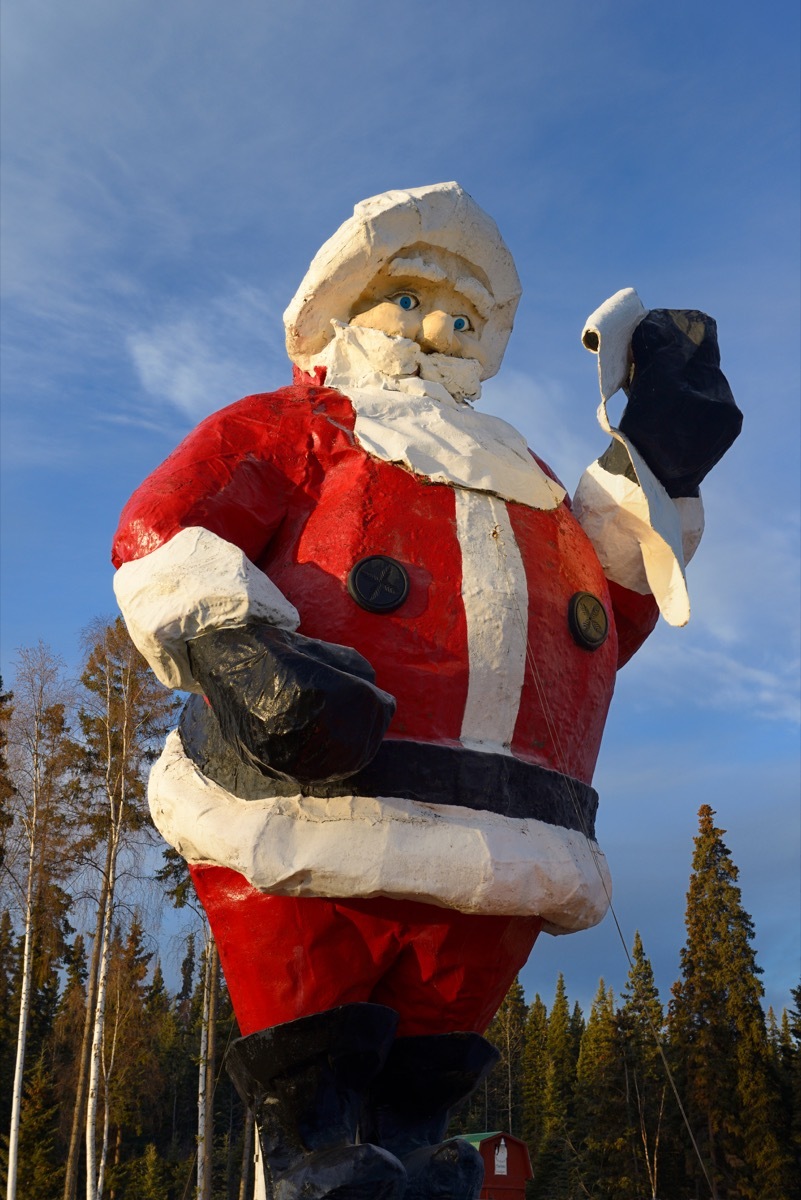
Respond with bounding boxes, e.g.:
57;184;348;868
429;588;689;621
156;847;226;1200
3;645;72;1200
59;618;175;1200
484;976;527;1135
197;930;220;1200
0;679;15;870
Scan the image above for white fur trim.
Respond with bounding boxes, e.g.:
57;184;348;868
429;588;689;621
149;730;612;935
315;332;564;510
582;287;648;401
284;183;521;381
349;390;564;510
457;492;528;752
114;527;300;691
573;463;704;625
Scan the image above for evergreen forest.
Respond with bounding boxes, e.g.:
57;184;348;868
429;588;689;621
1;623;798;1200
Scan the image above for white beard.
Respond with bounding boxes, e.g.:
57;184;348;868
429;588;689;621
314;321;483;407
311;321;565;511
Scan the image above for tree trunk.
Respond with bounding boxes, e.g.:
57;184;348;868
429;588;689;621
95;982;120;1200
5;814;36;1200
85;836;119;1200
238;1107;254;1200
202;941;219;1200
63;840;112;1200
707;1111;720;1200
197;933;212;1199
6;672;68;1200
108;1126;122;1200
506;1039;513;1133
84;894;109;1200
253;1136;267;1200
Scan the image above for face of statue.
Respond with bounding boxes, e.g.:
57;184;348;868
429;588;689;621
348;246;491;372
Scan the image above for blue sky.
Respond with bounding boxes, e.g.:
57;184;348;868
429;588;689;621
1;0;799;1017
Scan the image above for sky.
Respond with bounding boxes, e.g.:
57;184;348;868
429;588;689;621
1;0;799;1018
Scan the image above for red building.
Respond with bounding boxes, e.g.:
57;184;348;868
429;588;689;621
458;1132;533;1198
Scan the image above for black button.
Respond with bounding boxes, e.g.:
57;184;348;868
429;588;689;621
568;591;609;650
347;555;410;613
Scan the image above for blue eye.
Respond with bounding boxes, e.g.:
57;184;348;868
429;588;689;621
392;293;419;311
453;316;472;332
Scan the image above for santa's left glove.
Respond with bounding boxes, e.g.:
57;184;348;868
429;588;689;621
186;621;396;785
617;309;743;497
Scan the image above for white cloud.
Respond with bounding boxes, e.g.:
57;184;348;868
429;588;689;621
126;284;288;420
621;622;801;726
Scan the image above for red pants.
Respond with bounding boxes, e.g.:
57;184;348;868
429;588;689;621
190;865;542;1037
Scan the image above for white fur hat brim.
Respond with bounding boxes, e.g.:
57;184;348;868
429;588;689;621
283;182;522;381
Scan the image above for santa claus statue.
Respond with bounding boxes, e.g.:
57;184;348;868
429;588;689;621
113;183;741;1200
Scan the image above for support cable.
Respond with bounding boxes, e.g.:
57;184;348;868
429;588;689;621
494;528;715;1199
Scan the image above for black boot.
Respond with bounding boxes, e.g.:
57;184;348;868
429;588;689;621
226;1004;407;1200
364;1033;499;1200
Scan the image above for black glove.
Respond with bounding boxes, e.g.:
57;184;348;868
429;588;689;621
617;309;743;497
186;622;396;785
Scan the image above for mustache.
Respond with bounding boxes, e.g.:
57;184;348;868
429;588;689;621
322;322;482;404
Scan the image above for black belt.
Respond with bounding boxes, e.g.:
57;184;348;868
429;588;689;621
178;695;598;837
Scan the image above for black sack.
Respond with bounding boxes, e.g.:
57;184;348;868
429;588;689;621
619;309;743;497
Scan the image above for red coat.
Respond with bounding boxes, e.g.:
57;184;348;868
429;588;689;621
114;380;656;781
113;376;659;932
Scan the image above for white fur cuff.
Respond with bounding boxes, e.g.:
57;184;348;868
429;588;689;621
114;527;300;691
573;461;704;627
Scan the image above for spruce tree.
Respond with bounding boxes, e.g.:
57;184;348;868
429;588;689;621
53;935;89;1154
0;912;18;1139
669;805;794;1199
100;915;156;1191
569;1001;585;1066
531;974;578;1199
574;979;627;1195
784;983;801;1196
165;935;201;1160
619;932;673;1200
177;932;196;1012
0;1052;66;1199
522;993;548;1162
211;972;246;1200
24;952;61;1082
124;1142;170;1199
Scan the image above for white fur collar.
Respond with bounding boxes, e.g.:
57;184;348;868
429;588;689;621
314;324;565;511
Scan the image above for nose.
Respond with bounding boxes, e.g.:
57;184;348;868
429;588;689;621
417;310;460;356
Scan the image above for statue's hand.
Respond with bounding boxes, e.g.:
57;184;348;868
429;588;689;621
187;622;396;784
618;309;743;496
